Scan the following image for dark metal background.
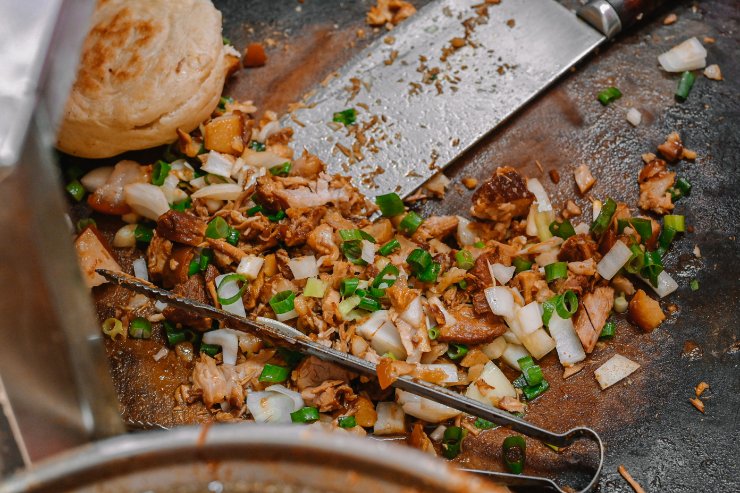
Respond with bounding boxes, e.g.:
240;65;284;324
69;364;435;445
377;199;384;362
215;0;739;490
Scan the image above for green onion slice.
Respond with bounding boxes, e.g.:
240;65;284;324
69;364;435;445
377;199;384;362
358;297;382;312
199;249;214;271
246;205;263;216
544;262;568;283
521;379;550;401
171;197;192;212
455;250;475;270
332;108;357;126
617;218;653;243
658;226;677;252
513;257;532;273
205;216;230;239
590;197;617;236
555;290;578;319
290;406;320;423
373;263;399;289
427;326;440;340
447;343;469;360
164;321;186;346
338;416;357;428
375;193;405;217
65;180;86;202
248;140;266;152
675;71;696;101
441;426;467;460
502;436;526;474
625;244;645;274
266;210;286;222
417;261;441;283
259;364;290;383
200;343;221;357
151;160;171;186
101;318;125;340
474;418;497;430
134;224;154;243
600;320;616;339
188;258;201;276
690;279;699;291
128;317;152;339
269;290;296;315
407;248;432;274
269;162;292;177
76;218;97;233
217;273;248;305
664;215;685;232
548;219;576;240
378;238;401;256
226;228;240;246
340;278;359;297
597;86;622;106
640;250;664;287
398;212;424;236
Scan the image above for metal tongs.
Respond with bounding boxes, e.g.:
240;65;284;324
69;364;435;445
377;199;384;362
99;269;604;493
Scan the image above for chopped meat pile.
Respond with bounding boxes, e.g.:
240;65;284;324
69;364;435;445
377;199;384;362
367;0;416;28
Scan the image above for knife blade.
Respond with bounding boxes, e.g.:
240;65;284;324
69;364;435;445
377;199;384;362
99;268;605;492
281;0;663;199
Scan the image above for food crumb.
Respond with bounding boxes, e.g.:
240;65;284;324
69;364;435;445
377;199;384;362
693;245;701;258
243;43;267;68
450;37;466;49
703;36;716;44
462;177;478;190
689;397;705;413
563;363;584;379
549;169;560;184
505;19;516;28
618;465;646;493
384;35;396;45
356;29;366;39
663;13;678;25
695;381;709;397
703;64;723;81
574;163;596;194
367;0;416;28
562;200;582;219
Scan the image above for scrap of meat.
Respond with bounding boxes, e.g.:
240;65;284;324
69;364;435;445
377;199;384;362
301;380;357;412
573;286;614;353
470;166;534;222
156;210;206;246
411;215;458;244
367;0;416;27
638;159;675;214
162;273;212;329
557;234;599;262
439;305;507;344
292;356;356;391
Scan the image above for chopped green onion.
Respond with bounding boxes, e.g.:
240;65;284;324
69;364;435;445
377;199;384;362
548;219;576;240
218;96;233;110
474;418;497;430
266;210;286;222
513;257;532;273
339;229;375;243
541;297;556;326
625;244;645;274
427;326;440;340
171;197;192;212
338;416;357;428
338;295;361;317
164;321;186;346
600;320;616;339
128;317;152;339
521;379;549;401
407;248;432;274
617;218;653;243
517;356;543;387
303;278;326;298
358;297;382;312
640;250;664;287
590;197;617;236
690;279;699;291
458;280;468;290
375;193;405;217
248;140;266;152
473;241;485;248
373;263;399;288
675;71;696;101
269;162;292;177
447;343;469;360
544;262;568;283
101;318;125;339
217;273;248;305
290;406;320;424
200;343;220;357
378;238;401;256
76;218;97;233
382;352;397;360
399;212;424;235
670;177;692;201
188;258;201;276
597;86;622;106
151;160;171;186
367;287;386;298
246;205;263;216
65;180;86;202
502;436;526;474
455;250;475;270
355;288;367;298
206;216;230;239
269;290;296;315
134;224;154;243
417;261;441;283
341;240;367;265
555;290;578;319
340;278;359;297
658;226;677;252
441;426;467;459
332;108;357;126
664;215;685;232
259;364;290;383
226;228;240;246
277;347;304;367
199;249;214;271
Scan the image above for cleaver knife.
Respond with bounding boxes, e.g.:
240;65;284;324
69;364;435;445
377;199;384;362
282;0;664;199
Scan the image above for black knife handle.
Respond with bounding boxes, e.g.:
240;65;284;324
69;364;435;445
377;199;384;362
579;0;667;38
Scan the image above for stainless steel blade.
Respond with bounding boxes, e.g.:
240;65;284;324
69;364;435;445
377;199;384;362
281;0;604;199
99;269;605;492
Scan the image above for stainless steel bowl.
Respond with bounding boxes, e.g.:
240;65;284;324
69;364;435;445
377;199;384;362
0;424;507;493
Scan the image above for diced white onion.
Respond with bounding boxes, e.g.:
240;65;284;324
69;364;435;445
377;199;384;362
124;183;170;220
154;300;168;312
490;263;516;285
169;159;194;181
520;328;556;360
417;364;459;384
277;309;298;322
236;255;265;280
265;384;304;411
703;64;722;81
597;240;632;280
163;173;179;189
500;344;530;370
465;361;516;407
484;286;515;319
526;178;552;212
256;120;281;143
574;222;590;235
357;310;406;359
525;204;538;237
427;297;457;326
626;108;642;127
153;347;169;362
400;296;424;329
456;216;476;246
80;166;113;192
161;185;188;205
502;329;521;345
517;301;543;335
189;176;208;190
201;151;235;178
396;389;461;423
202;328;240;365
132;257;149;282
548;313;586;366
574;164;596;194
247;385;304;424
242;149;289;168
113;224;137;248
373;402;406;435
592;199;602;221
658;37;707;72
215;274;246;318
429;425;446;442
191;183;244;201
594;354;640;390
288;255;318;280
424;172;450;197
639;270;678;298
361;240;376;265
481;336;507;360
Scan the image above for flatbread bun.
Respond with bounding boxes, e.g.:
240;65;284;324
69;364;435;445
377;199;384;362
57;0;230;158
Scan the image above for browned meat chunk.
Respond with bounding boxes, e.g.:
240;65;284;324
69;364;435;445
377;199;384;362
468;247;510;289
253;175;289;212
292;356;356;391
161;246;196;288
367;0;416;27
558;234;599;262
163;273;212;329
279;206;326;247
301;380;357;412
511;270;551;303
657;132;684;162
386;283;420;312
553;273;590;297
573;286;614;353
471;291;491;315
146;234;172;282
411;215;458;243
629;289;665;331
439;305;507;344
156;210;207;247
638;159;675;214
470;166;534;222
291;150;324;178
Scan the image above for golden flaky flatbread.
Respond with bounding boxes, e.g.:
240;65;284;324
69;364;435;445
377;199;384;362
57;0;231;158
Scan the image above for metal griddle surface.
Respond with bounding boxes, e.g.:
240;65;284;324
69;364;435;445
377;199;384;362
90;0;739;491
